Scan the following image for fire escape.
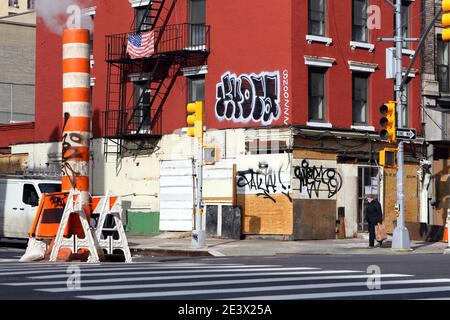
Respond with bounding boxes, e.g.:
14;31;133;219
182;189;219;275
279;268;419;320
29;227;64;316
103;0;210;157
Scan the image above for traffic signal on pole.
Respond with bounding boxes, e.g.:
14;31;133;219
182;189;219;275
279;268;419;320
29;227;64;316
379;101;396;143
379;148;398;168
443;0;450;41
186;101;204;138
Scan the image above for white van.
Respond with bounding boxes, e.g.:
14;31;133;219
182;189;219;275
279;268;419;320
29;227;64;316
0;178;61;239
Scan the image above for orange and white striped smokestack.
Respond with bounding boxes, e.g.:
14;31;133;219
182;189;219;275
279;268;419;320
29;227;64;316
62;28;90;205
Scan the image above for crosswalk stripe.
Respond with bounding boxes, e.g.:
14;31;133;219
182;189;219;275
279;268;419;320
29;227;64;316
30;267;346;280
37;274;413;293
3;270;367;287
76;278;450;300
227;285;450;300
0;264;280;276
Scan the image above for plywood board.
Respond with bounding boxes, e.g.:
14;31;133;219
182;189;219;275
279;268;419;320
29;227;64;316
293;199;336;240
383;163;419;233
293;150;336;161
239;194;293;235
0;153;27;174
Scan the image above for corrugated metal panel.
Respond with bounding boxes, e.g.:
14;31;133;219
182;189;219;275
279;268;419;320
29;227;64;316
159;160;194;231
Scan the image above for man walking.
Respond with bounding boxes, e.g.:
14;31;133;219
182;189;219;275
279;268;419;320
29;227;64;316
365;194;383;248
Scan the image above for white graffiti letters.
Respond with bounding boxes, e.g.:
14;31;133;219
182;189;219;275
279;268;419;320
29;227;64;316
215;71;281;125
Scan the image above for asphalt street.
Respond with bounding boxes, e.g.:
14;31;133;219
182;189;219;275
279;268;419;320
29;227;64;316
1;245;450;300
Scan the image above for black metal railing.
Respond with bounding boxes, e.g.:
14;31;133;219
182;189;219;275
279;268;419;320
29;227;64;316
102;108;162;138
106;23;210;62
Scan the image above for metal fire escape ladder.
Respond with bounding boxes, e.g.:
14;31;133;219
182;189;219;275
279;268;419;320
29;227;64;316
124;0;178;136
139;0;166;31
104;62;126;161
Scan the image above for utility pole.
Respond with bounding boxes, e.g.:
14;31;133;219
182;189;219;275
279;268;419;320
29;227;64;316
186;101;206;248
391;0;410;250
380;1;443;250
379;0;411;249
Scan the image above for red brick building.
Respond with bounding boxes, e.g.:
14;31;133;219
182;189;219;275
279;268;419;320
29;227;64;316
0;0;428;239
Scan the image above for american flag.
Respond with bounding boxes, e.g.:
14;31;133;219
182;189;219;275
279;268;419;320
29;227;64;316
126;30;155;59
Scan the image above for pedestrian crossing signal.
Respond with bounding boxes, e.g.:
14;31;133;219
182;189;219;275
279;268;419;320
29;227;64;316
380;148;397;168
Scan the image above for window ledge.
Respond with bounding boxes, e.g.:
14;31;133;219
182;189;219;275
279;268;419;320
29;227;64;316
350;41;375;52
307;122;333;128
306;35;333;46
304;56;336;68
402;49;415;58
351;125;375;132
129;0;150;7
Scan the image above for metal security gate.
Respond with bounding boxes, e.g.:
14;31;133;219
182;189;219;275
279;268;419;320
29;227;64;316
159;160;194;231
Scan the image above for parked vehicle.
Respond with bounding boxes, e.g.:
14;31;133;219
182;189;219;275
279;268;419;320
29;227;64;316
0;177;61;239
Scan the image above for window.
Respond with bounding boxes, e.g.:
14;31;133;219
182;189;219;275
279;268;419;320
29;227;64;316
308;68;326;121
438;36;450;93
27;0;35;9
133;82;151;132
38;183;61;194
352;73;369;124
401;3;410;48
135;7;152;31
353;0;368;42
188;76;205;103
23;184;39;207
8;0;18;7
308;0;326;36
189;0;206;47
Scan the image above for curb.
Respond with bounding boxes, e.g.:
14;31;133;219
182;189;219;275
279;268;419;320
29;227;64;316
130;247;213;257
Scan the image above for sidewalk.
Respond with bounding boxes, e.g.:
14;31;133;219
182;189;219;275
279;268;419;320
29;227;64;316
127;232;450;257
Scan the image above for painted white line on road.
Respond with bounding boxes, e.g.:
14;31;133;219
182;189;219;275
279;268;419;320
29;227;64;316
38;274;413;293
227;284;450;300
4;270;366;286
0;264;280;276
30;267;324;279
77;278;450;300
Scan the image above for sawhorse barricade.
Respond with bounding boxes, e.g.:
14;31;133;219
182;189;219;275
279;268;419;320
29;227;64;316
50;189;132;263
92;191;132;263
49;188;103;263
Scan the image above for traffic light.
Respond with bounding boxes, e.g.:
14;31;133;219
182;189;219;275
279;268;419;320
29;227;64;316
379;101;396;143
379;148;398;168
186;101;204;138
443;0;450;41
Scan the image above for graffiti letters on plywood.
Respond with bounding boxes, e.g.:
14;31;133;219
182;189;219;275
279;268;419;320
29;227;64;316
293;160;343;199
215;71;281;125
237;166;291;203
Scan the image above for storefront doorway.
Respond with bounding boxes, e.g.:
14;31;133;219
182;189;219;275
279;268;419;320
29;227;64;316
357;166;382;232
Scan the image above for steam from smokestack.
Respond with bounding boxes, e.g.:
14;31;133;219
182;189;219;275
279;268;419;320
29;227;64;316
35;0;93;34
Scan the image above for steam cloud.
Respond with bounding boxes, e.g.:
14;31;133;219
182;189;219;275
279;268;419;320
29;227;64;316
35;0;93;34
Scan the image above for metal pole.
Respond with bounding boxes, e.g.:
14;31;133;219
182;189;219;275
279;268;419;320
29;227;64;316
391;0;411;250
10;84;13;123
192;129;206;248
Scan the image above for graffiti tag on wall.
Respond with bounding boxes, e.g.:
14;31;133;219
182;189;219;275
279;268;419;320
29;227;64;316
237;166;291;203
293;160;343;199
215;71;281;125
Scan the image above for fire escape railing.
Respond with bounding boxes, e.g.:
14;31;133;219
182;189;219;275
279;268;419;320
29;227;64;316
105;23;211;63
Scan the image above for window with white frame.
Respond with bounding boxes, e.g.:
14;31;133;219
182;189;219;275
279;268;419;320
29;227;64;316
352;0;368;43
308;67;327;121
352;73;370;125
308;0;326;36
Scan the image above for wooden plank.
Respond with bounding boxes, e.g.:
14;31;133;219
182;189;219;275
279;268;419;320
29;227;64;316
293;150;336;161
383;163;419;234
239;194;293;235
0;153;27;174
